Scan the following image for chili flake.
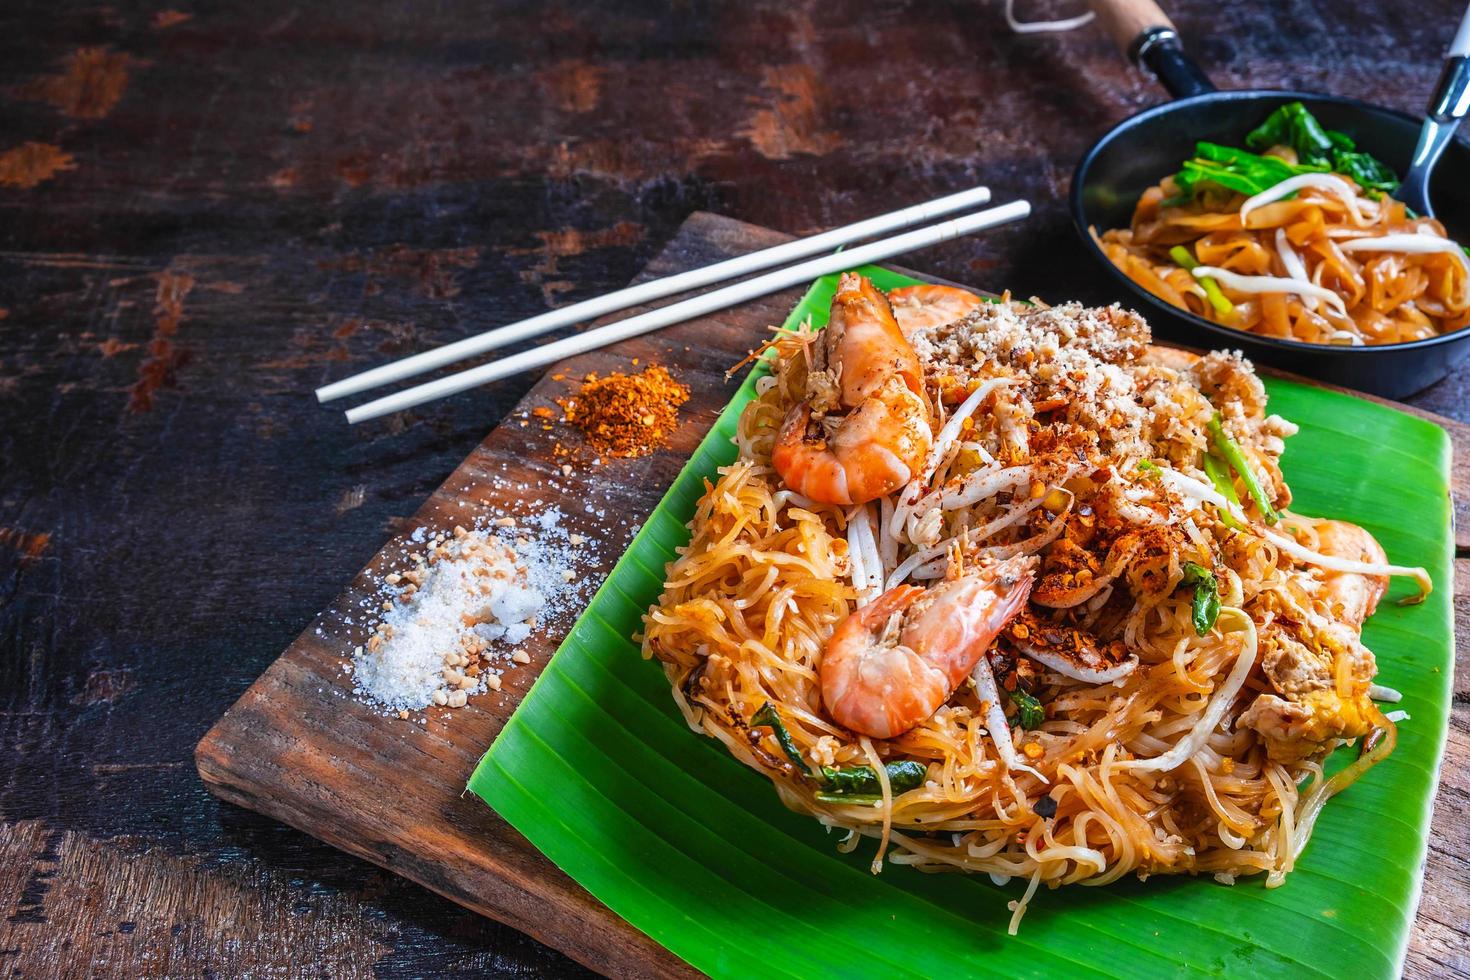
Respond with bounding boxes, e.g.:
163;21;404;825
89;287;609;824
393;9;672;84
557;363;689;458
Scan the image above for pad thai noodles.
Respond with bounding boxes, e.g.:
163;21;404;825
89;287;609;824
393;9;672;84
641;273;1431;931
1096;102;1470;345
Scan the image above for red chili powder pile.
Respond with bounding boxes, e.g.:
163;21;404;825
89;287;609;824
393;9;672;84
557;363;690;458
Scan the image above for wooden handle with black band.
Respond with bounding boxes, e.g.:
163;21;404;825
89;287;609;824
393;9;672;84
1085;0;1178;60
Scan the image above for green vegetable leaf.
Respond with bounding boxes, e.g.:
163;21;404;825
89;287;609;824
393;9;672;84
1181;562;1221;636
750;702;812;776
1008;689;1045;730
1136;459;1161;477
753;702;927;799
1167;103;1399;205
1246;102;1335;166
1331;149;1399;193
818;761;927;798
1163;143;1320;204
1207;413;1280;525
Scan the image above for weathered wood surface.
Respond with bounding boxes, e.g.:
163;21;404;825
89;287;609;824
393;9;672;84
194;212;1470;979
2;1;1468;976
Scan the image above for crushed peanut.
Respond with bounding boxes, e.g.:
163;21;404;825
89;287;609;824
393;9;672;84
349;506;604;716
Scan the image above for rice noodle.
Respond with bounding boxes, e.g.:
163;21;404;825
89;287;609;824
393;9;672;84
1292;712;1396;862
643;295;1423;926
1338;234;1470;303
860;735;894;874
1115;609;1258;773
1006;866;1044;936
1158;467;1431;601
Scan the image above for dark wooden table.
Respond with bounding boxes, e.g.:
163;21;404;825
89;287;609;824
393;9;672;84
1;1;1465;976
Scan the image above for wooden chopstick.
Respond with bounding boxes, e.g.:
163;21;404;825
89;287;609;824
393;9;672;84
315;186;994;403
342;200;1030;424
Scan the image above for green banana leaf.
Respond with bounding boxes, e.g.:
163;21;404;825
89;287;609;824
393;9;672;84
469;267;1453;979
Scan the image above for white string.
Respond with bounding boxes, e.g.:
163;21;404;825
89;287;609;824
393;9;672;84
1004;0;1095;34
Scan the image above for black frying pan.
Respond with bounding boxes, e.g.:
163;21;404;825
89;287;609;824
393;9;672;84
1070;0;1470;398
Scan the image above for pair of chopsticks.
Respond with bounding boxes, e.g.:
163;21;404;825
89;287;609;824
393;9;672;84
319;188;1031;423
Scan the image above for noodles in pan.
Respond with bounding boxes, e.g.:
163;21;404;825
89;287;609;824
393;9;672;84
1096;102;1470;346
640;274;1430;930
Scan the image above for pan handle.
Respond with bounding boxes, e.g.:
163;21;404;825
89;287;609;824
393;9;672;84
1084;0;1217;99
1399;1;1470;214
1427;1;1470;124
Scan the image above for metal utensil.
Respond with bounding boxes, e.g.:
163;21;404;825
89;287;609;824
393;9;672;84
1396;3;1470;218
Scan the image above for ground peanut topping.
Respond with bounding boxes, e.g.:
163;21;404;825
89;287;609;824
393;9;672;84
558;364;689;458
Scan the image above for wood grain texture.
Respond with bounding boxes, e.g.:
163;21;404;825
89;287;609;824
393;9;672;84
196;214;805;980
196;213;1470;979
1;0;1467;975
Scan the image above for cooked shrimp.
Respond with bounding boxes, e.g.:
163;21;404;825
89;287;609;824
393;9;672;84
1312;519;1389;627
888;284;986;334
821;555;1035;739
772;274;932;505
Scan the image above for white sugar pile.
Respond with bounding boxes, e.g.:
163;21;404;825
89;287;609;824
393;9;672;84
349;503;600;714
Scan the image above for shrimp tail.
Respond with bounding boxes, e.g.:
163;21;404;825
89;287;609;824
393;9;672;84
828;274;924;405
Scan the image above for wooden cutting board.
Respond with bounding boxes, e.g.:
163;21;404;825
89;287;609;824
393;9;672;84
195;212;1470;979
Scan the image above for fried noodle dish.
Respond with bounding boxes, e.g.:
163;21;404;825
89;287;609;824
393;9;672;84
641;274;1432;929
1097;102;1470;345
